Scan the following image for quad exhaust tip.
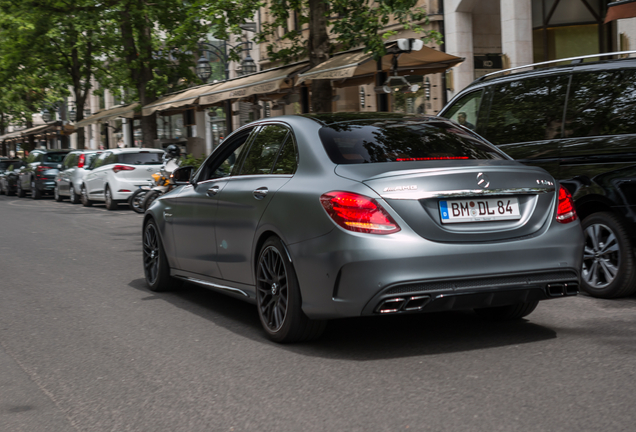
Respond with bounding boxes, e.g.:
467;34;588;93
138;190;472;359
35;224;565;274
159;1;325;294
546;282;579;297
375;295;430;314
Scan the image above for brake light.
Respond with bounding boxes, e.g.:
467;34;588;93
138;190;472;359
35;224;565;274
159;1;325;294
36;165;50;177
320;191;400;234
556;186;577;224
396;156;470;161
78;154;86;168
113;165;135;173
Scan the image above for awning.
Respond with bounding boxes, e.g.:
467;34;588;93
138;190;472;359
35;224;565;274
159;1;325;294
0;122;73;142
297;45;463;87
605;1;636;23
198;62;309;106
142;85;219;116
75;103;140;128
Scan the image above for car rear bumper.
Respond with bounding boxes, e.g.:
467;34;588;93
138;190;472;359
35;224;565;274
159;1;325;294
288;220;584;320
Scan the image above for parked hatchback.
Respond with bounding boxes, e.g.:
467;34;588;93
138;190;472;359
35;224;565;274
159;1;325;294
54;150;102;204
17;149;71;199
439;52;636;299
81;148;164;209
0;159;24;195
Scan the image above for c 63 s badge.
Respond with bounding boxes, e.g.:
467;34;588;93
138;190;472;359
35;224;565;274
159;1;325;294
383;185;418;192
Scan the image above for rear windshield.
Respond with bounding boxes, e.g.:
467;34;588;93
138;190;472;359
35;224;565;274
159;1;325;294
319;119;506;164
43;153;68;163
118;152;162;165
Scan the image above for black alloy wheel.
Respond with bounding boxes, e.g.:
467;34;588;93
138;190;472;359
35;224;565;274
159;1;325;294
54;185;63;202
142;220;177;292
105;186;118;210
69;184;80;204
581;212;636;298
81;184;92;207
130;189;149;214
256;237;325;343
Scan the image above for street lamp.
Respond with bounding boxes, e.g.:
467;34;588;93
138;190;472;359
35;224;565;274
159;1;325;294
42;108;52;122
196;40;256;81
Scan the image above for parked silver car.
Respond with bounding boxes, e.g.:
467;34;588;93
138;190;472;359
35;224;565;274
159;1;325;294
142;114;584;343
54;150;102;204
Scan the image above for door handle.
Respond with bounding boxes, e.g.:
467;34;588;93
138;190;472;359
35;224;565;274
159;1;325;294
253;187;268;200
206;185;220;197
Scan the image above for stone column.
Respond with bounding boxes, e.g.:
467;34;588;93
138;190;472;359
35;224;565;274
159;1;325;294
500;0;533;68
444;0;475;98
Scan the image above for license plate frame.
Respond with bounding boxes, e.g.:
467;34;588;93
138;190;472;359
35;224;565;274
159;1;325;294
439;197;521;224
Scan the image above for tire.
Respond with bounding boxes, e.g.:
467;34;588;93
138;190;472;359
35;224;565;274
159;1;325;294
81;184;93;207
143;219;180;292
31;181;41;200
130;189;149;214
474;300;539;321
256;237;326;343
54;185;63;202
141;190;160;212
581;212;636;298
69;184;80;204
17;180;25;197
105;186;118;210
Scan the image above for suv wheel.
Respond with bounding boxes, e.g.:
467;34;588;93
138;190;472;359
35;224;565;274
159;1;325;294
581;212;636;298
81;184;92;207
105;186;118;210
31;180;41;200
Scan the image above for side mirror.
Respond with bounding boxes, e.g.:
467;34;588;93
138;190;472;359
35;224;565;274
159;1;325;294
171;165;194;186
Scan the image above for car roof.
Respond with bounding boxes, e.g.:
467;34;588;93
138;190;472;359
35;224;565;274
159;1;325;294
103;148;164;153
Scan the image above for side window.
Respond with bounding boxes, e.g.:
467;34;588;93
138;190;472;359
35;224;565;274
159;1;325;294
92;153;108;169
272;134;298;175
443;90;483;131
566;69;636;137
485;74;569;145
62;154;72;169
103;152;117;165
240;125;290;175
200;129;254;180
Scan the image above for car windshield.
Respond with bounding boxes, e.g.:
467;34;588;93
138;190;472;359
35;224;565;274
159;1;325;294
319;119;506;164
43;153;68;163
119;152;163;165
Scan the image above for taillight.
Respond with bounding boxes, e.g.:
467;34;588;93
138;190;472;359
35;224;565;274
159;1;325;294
320;191;400;234
556;186;577;224
113;165;135;173
78;154;85;168
36;165;50;177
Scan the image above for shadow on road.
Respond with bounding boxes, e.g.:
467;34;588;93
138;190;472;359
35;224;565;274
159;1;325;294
128;277;557;360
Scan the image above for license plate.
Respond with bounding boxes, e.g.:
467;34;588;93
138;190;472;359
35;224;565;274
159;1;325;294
439;197;521;223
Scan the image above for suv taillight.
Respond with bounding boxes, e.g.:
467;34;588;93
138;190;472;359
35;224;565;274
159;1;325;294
113;165;135;173
78;154;86;168
556;186;577;224
35;165;50;177
320;191;400;234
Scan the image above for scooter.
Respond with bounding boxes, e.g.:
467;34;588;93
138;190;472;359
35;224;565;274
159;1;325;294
129;145;182;213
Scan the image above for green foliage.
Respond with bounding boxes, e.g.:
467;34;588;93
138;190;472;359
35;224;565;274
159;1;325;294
182;153;207;170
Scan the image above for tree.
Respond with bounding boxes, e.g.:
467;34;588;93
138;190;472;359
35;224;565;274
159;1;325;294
254;0;443;112
0;0;104;149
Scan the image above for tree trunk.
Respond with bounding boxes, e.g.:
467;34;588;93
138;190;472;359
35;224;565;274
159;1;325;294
308;0;332;113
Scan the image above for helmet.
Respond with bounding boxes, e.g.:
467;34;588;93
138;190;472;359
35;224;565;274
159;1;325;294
166;144;181;158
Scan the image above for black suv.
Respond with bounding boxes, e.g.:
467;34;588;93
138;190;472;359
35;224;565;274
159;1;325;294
439;52;636;299
17;149;71;199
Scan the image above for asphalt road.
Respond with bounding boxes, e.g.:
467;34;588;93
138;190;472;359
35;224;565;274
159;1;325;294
1;194;635;432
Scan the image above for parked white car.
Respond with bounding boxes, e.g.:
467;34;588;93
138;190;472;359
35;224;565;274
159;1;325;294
54;150;102;204
81;148;165;210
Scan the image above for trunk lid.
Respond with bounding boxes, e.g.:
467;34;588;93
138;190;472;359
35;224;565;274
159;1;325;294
335;160;557;242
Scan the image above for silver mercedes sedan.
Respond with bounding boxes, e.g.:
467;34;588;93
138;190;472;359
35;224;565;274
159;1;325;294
142;113;584;343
